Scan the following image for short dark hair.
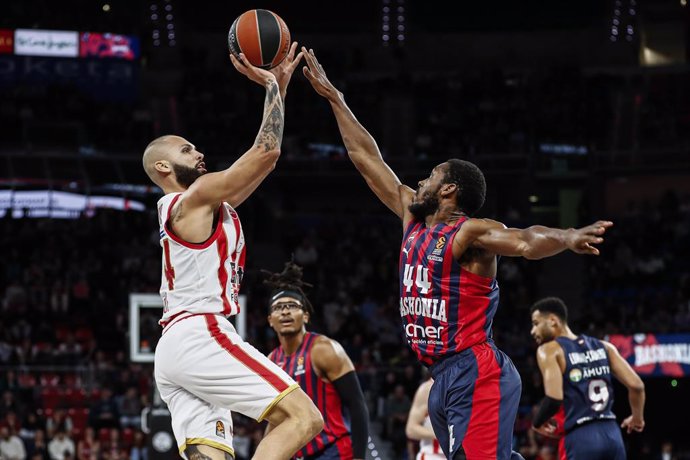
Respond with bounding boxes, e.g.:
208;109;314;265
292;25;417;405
530;297;568;323
444;159;486;216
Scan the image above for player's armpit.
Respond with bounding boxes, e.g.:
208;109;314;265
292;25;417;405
453;218;513;258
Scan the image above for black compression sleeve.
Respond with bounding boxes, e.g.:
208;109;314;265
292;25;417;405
332;371;369;459
532;396;563;428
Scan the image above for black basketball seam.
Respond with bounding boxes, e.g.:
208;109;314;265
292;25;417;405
228;18;240;57
256;9;281;69
270;11;283;67
253;10;264;67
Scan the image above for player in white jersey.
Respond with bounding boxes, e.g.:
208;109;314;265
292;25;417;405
142;44;323;460
406;378;446;460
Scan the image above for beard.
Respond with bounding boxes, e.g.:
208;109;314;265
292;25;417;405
172;163;204;188
408;193;440;220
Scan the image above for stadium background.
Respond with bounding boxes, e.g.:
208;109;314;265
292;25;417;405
1;0;690;459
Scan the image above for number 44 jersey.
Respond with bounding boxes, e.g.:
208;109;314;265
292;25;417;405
555;335;617;432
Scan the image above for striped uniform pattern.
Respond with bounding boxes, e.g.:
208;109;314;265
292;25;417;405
399;217;500;366
157;193;246;326
228;9;290;69
269;332;353;459
402;218;523;459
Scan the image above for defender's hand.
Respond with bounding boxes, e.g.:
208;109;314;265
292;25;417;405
229;52;277;88
566;220;613;255
532;422;562;439
621;415;645;434
269;42;304;98
302;47;341;101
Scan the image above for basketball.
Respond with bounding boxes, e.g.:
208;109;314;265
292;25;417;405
228;9;291;70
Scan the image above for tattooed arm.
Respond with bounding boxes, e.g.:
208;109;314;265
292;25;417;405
183;48;303;210
185;444;234;460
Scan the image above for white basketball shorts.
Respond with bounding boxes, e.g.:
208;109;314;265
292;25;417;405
155;313;298;458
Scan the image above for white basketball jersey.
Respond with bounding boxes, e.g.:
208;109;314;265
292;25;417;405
156;193;245;325
416;415;445;460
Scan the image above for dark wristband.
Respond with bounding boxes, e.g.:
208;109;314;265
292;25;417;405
332;371;369;458
533;396;563;428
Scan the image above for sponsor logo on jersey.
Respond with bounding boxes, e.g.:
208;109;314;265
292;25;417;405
295;356;306;376
216;421;225;438
400;297;447;321
568;347;607;365
569;368;583;382
582;365;611;378
405;323;444;341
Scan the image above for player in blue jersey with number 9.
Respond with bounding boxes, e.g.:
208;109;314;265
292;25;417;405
530;297;645;459
301;47;613;460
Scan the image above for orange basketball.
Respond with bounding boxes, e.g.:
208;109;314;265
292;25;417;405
228;9;290;70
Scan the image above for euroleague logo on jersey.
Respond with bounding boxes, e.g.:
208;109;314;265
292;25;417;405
216;421;225;438
432;236;446;256
295;356;306;376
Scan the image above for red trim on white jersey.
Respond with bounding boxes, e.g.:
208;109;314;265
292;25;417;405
205;315;289;392
165;193;225;250
161;312;204;334
216;225;232;315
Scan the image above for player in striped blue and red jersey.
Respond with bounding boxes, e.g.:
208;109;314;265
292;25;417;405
529;297;645;459
302;48;613;460
265;262;370;460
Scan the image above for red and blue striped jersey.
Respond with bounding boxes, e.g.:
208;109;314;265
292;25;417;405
399;218;500;366
268;332;353;459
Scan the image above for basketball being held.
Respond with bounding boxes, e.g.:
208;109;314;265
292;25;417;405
228;9;290;70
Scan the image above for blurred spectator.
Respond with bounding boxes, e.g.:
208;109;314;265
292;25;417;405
47;428;74;460
45;411;73;439
232;424;251;460
88;389;119;430
1;391;24;420
659;441;676;460
383;384;411;457
26;430;48;460
129;431;147;460
101;428;126;460
19;413;42;444
0;425;26;460
117;387;141;429
76;427;99;460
